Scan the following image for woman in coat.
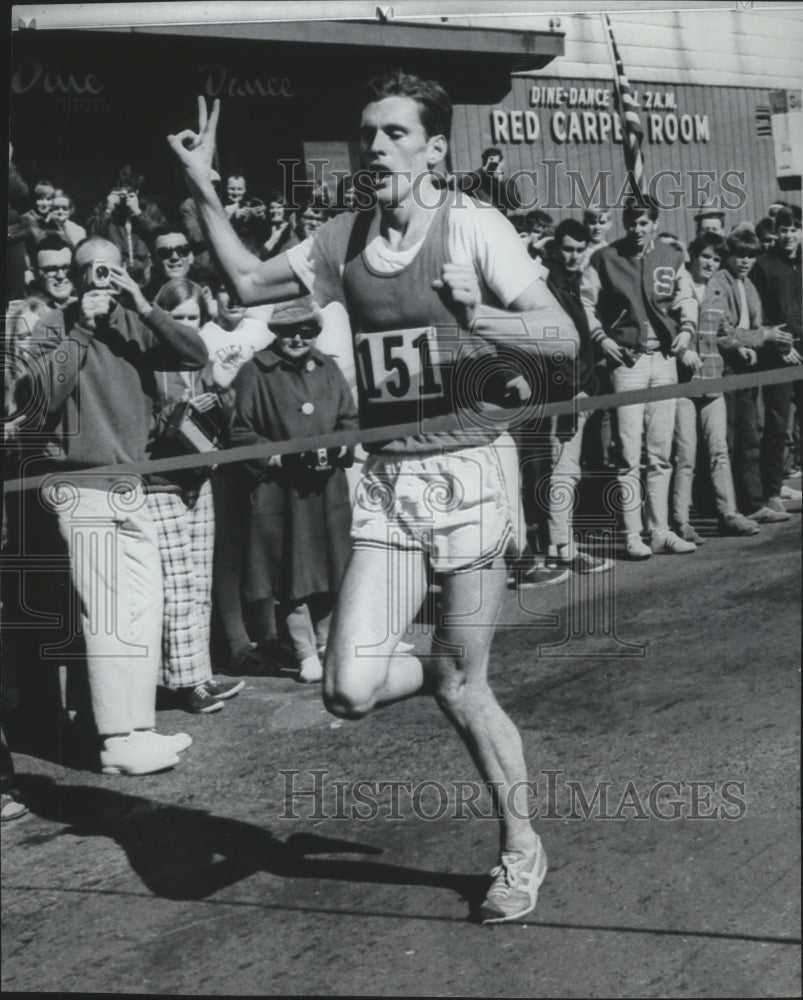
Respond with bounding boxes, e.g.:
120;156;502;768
230;296;357;683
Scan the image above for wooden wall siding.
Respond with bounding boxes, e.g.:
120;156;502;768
451;77;800;245
404;9;803;90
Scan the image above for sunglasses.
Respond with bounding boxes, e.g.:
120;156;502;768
281;326;319;340
40;264;71;276
155;244;191;261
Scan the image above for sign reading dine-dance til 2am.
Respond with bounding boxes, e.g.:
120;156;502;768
491;86;711;146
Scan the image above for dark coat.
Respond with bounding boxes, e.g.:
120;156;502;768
230;343;358;602
546;260;601;400
750;246;802;358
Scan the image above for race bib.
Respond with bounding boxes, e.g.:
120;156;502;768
354;327;451;404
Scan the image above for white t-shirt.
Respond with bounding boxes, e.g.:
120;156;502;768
285;196;566;401
286;195;546;310
200;316;272;389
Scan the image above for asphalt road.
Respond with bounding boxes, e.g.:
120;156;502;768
2;516;800;998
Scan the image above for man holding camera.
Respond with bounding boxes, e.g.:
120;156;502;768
21;236;208;775
223;174;268;254
456;146;522;216
87;168;168;288
582;195;699;559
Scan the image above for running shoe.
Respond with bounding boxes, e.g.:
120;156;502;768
625;534;652;560
773;491;801;513
184;685;224;714
132;729;192;754
650;530;696;554
676;522;704;545
479;836;548;924
298;655;323;684
205;677;245;700
559;552;613;574
1;789;29;823
749;503;792;523
508;561;569;588
100;735;180;776
230;642;268;676
718;513;760;537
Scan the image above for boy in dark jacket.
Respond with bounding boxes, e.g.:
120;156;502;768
748;205;802;512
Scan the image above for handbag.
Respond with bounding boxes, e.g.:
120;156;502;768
161;372;221;454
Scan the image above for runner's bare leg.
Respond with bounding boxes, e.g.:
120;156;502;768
325;548;537;856
324;546;430;716
431;557;538;856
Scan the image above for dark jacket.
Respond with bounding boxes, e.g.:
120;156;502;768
546;260;600;400
8;163;31;300
230;343;357;601
749;246;802;360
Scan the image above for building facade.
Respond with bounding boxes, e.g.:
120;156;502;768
9;4;802;241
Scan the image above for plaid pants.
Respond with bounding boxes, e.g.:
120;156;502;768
146;481;214;689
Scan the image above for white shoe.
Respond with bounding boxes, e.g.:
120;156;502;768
625;533;652;560
100;735;180;775
133;729;192;755
298;655;324;684
780;484;802;501
651;529;696;554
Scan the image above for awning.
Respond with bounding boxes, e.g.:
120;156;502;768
12;3;564;73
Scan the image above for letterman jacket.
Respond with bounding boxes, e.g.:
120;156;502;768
581;237;697;356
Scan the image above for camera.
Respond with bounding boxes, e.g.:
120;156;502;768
89;260;113;288
164;400;220;454
242;198;266;219
619;346;637;368
110;188;133;218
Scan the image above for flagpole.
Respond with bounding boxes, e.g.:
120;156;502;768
600;11;645;195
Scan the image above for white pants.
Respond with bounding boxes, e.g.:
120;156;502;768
547;410;589;554
673;394;737;524
612;353;678;536
44;479;163;735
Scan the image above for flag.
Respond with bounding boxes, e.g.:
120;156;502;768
602;13;645;192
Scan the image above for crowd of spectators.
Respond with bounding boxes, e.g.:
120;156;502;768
2;139;801;806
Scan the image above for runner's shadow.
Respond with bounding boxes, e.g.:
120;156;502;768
15;775;489;914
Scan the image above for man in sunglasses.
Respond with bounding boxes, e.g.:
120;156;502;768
145;227;196;300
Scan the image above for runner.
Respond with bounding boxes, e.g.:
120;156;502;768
168;69;579;924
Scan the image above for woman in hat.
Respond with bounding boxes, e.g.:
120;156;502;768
230;296;358;683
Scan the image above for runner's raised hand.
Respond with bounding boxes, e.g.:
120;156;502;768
167;96;221;189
